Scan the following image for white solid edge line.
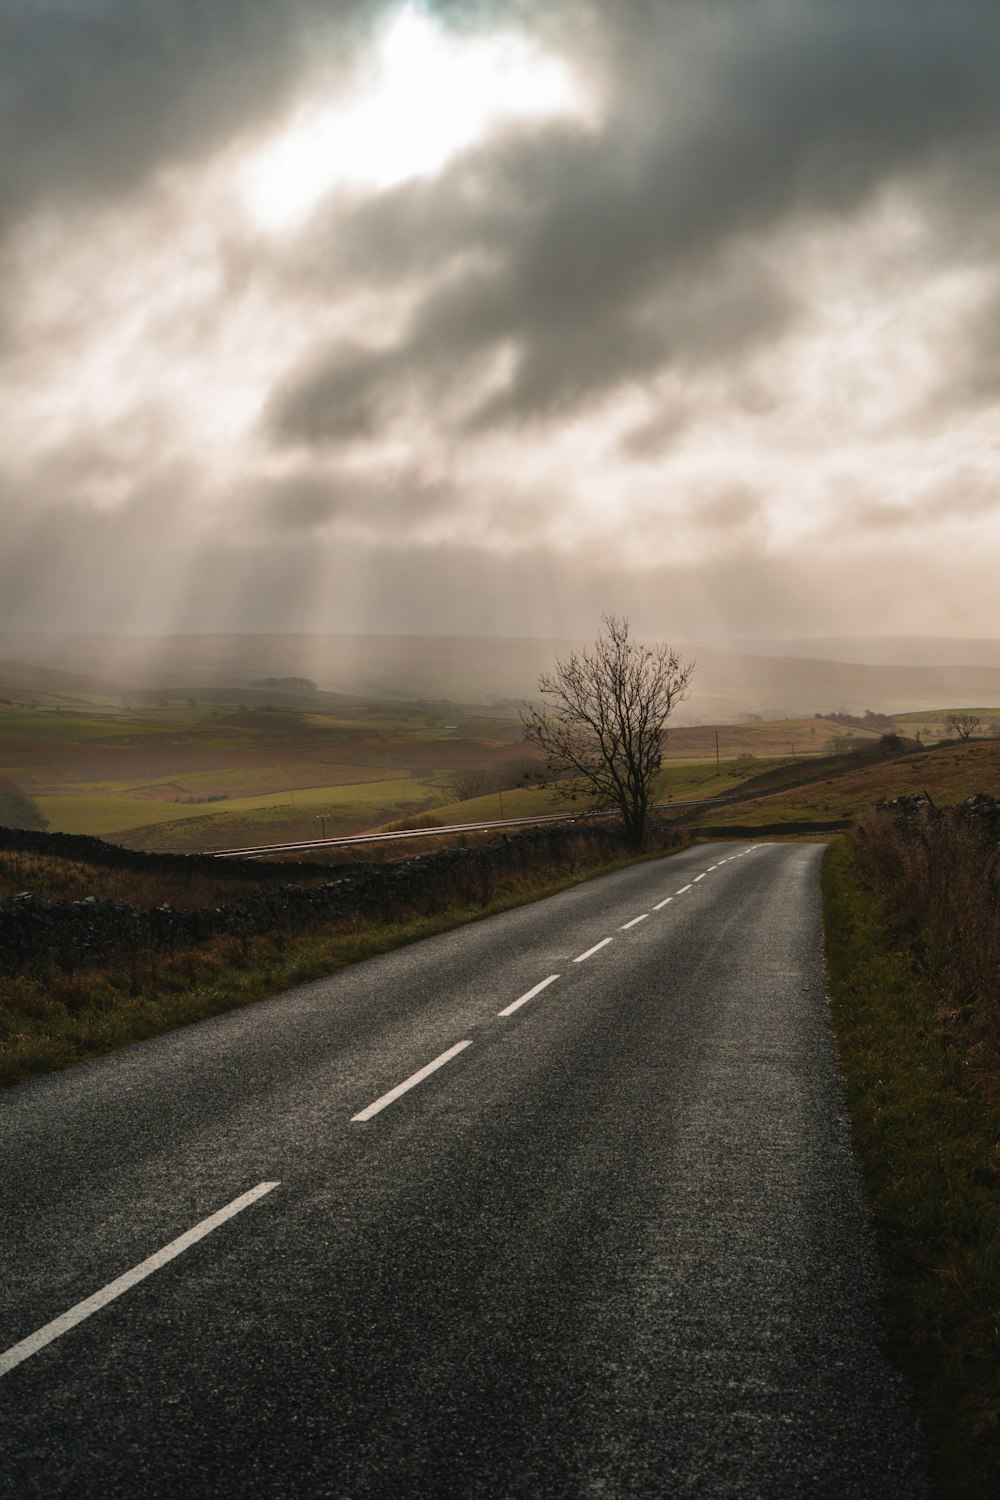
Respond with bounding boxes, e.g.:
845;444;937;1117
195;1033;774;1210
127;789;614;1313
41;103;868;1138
675;883;692;894
352;1039;472;1122
653;896;674;910
573;936;613;963
498;973;560;1018
0;1181;280;1379
619;913;649;930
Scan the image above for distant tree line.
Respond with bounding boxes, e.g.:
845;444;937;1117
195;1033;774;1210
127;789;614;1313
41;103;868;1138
443;759;548;805
815;710;897;730
816;709;993;743
250;676;318;693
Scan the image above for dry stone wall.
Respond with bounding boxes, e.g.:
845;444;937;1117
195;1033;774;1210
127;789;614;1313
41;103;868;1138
0;823;626;976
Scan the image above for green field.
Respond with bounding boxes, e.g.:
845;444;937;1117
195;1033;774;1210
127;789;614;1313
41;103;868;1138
35;776;437;841
404;757;796;831
2;688;826;852
4;685;998;853
0;691;528;849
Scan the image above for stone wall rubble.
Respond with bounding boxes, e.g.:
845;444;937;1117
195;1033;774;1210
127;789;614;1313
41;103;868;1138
0;823;626;975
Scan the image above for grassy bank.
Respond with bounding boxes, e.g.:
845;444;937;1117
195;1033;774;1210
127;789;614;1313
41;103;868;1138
0;831;682;1088
822;839;1000;1498
0;846;335;907
700;738;1000;830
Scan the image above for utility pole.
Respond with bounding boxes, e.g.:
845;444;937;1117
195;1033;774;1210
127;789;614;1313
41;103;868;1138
498;788;505;820
715;730;720;764
317;814;326;839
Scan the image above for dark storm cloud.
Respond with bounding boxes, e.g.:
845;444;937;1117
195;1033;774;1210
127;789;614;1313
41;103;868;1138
0;0;393;235
269;152;802;444
848;470;1000;531
1;472;979;644
0;0;595;238
618;399;693;461
0;464;204;631
6;0;1000;648
920;279;1000;422
267;0;1000;447
693;485;765;535
245;467;461;532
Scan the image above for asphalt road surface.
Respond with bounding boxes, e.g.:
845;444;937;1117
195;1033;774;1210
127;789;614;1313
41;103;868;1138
0;841;926;1498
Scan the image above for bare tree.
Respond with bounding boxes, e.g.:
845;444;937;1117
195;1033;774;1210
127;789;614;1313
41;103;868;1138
947;713;982;741
521;615;694;848
443;768;489;804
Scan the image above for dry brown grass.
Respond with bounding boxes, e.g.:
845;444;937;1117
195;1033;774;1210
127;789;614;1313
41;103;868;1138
823;840;1000;1495
697;738;1000;829
850;806;1000;1109
0;849;328;910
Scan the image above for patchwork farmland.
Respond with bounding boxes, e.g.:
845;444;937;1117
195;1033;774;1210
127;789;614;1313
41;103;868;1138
2;673;998;853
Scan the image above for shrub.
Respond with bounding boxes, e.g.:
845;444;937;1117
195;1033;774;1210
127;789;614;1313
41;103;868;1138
850;800;1000;1107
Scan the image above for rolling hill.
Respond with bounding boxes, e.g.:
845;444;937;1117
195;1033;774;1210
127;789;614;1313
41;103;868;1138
4;630;1000;720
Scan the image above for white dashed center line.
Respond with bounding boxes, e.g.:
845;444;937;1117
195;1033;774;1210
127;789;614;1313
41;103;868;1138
574;937;613;963
498;974;560;1018
653;896;674;910
693;873;706;882
352;1040;472;1122
676;883;692;894
0;1182;280;1379
620;913;649;930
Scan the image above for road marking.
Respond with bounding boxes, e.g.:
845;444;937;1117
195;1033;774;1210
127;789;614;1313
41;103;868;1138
653;896;674;910
693;873;706;882
574;937;613;963
352;1040;472;1122
0;1182;280;1379
676;883;692;894
620;913;649;930
498;974;560;1017
707;864;718;870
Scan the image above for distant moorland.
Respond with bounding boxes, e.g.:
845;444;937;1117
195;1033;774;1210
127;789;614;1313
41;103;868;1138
6;629;1000;720
1;633;998;852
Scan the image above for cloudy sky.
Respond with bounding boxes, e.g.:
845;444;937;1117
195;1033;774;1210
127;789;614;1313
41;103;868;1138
2;0;999;643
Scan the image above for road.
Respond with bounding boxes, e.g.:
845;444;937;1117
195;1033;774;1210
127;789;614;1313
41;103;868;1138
0;841;926;1498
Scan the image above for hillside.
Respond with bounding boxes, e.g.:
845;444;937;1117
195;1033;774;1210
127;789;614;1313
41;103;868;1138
5;630;1000;720
693;739;1000;830
711;636;1000;669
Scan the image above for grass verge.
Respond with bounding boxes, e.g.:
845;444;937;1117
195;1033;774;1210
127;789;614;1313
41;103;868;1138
0;838;680;1089
822;839;1000;1499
